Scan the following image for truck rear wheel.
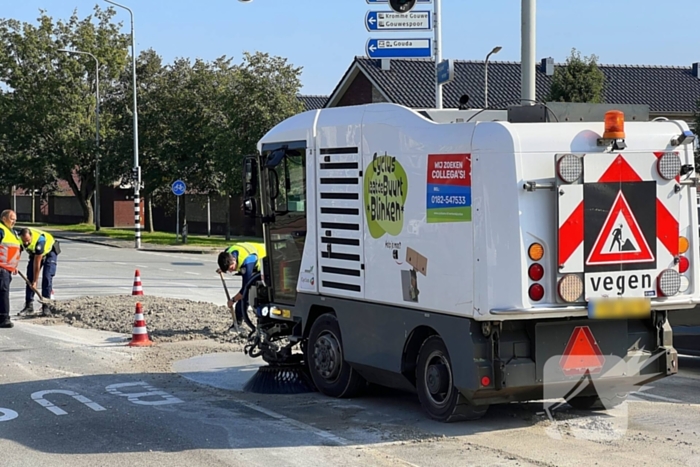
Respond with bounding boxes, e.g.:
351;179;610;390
307;314;365;398
416;336;488;422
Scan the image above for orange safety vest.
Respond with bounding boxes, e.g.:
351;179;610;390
0;223;21;273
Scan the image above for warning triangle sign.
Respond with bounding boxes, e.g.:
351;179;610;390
559;326;605;376
586;190;654;266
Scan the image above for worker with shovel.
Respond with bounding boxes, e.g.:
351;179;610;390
0;210;21;329
18;227;60;317
216;242;266;329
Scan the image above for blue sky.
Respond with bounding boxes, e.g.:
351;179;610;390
3;0;699;95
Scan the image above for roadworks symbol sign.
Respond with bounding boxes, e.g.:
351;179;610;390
586;190;654;266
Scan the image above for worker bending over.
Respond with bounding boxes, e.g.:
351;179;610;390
19;227;60;316
216;242;266;325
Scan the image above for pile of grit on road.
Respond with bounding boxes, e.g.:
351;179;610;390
18;295;247;346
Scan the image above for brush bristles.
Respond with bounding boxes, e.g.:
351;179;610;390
243;365;317;394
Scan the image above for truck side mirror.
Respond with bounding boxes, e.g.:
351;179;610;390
243;157;258;197
243;198;256;217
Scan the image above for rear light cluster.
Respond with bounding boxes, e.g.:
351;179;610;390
659;236;691;296
528;243;545;302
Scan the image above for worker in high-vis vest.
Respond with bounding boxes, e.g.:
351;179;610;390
0;210;21;328
18;227;60;316
216;242;266;324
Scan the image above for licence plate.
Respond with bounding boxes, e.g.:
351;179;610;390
587;298;651;319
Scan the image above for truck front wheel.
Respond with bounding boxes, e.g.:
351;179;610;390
307;314;365;398
416;335;488;422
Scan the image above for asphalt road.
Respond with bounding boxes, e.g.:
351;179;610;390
2;239;700;466
9;239;236;311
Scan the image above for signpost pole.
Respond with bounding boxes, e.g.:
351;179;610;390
434;0;442;109
171;180;186;243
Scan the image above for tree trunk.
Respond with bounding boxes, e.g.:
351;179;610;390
65;172;94;225
225;191;231;242
182;193;188;244
147;194;155;233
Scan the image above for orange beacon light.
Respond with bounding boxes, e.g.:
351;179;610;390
603;110;625;139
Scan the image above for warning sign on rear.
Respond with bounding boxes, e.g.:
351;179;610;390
583;181;657;273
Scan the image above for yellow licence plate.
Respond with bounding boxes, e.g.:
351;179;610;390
587;298;651;319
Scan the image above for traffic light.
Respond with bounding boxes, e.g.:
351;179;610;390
389;0;417;13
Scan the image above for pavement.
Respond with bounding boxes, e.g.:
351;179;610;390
44;228;225;254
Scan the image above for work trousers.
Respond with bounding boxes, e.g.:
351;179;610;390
0;268;11;320
25;250;57;302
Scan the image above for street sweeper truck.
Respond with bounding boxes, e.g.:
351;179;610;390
237;101;699;422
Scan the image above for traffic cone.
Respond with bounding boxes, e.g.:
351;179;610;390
128;302;153;347
132;269;143;296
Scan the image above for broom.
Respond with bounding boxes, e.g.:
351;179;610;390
243;354;317;395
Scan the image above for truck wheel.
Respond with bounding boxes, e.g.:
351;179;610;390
416;336;488;422
567;393;628;411
307;314;365;398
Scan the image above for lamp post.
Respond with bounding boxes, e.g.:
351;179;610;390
105;0;141;248
484;46;502;108
59;49;101;231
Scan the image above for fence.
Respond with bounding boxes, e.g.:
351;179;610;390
0;189;261;238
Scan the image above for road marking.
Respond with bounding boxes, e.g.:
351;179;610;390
31;390;107;415
159;268;174;272
631;391;683;403
113;262;128;265
185;272;200;276
229;396;420;466
136;265;149;269
0;408;19;422
106;381;184;406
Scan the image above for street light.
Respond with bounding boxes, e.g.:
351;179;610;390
104;0;141;248
58;49;101;231
484;46;502;108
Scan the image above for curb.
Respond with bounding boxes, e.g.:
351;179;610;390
49;232;219;254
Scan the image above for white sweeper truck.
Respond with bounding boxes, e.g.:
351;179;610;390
235;101;699;422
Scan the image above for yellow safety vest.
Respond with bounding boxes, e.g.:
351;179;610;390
0;223;21;273
226;242;266;272
24;228;55;256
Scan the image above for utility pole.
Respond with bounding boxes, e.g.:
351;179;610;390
521;0;536;105
105;0;141;248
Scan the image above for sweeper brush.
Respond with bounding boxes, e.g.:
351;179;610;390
243;362;317;394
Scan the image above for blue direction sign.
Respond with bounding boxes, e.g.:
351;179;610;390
365;10;432;32
437;59;455;85
171;180;186;196
366;38;432;59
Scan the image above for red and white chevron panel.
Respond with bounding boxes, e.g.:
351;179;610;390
557;152;679;276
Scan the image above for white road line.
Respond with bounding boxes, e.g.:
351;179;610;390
136;265;149;269
631;391;683;403
159;268;174;272
185;272;200;276
114;262;128;265
230;396;420;467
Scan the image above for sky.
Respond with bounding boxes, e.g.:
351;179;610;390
2;0;699;96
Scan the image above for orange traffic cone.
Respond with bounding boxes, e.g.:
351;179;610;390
128;302;153;347
132;269;143;296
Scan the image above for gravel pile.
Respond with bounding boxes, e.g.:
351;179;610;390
19;294;248;345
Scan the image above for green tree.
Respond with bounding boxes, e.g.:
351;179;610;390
547;48;606;103
0;6;129;223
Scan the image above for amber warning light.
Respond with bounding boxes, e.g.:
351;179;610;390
603;110;626;139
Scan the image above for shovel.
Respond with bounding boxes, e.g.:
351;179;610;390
17;270;53;305
219;271;241;334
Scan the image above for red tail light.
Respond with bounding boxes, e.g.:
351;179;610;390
529;284;545;301
528;264;544;281
679;256;689;274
